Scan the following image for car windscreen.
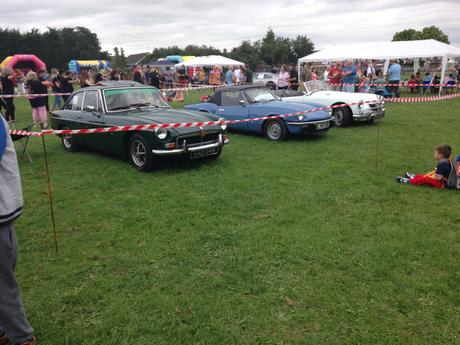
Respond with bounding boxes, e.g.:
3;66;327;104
244;88;279;103
104;88;170;112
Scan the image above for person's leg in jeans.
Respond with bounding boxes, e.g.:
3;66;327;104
0;223;35;344
52;96;61;110
390;80;400;98
342;85;354;93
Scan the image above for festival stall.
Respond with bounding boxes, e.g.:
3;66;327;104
175;55;245;67
298;39;460;92
68;60;111;73
0;54;46;72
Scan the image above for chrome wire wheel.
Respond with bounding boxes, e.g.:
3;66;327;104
267;121;282;140
130;139;147;167
63;133;73;149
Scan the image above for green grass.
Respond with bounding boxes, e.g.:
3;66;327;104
9;91;460;345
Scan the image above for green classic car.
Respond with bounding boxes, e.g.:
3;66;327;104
51;81;229;171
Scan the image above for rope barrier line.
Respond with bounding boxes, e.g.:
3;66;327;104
8;93;460;138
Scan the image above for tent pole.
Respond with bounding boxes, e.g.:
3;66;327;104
297;60;301;89
413;58;419;74
439;55;447;95
383;59;390;75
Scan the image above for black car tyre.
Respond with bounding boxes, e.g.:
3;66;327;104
61;127;80;152
264;118;287;141
128;134;155;172
332;106;353;127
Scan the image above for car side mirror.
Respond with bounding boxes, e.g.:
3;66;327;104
84;105;95;112
239;100;246;106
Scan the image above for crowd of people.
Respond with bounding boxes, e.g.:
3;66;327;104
1;58;459;128
298;59;460;97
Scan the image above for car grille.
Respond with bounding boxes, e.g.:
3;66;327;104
369;103;379;109
177;132;220;147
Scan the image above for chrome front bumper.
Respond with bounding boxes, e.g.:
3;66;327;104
353;105;385;121
152;133;228;155
285;117;334;126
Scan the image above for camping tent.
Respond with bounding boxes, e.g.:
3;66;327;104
298;39;460;88
175;55;244;67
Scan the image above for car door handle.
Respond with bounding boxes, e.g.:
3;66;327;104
218;109;224;112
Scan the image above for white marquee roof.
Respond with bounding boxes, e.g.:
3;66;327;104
175;55;244;67
299;39;460;62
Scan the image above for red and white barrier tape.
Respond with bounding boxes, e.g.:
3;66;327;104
8;94;460;138
328;82;458;87
384;93;460;103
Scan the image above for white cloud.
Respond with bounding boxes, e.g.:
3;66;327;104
2;0;459;54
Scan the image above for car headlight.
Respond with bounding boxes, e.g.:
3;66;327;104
298;115;304;121
155;128;168;140
218;118;227;131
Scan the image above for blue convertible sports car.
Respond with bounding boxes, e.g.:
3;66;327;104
185;85;334;141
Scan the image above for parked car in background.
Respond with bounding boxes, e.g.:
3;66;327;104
252;72;279;90
185;85;333;141
277;81;385;127
51;81;228;171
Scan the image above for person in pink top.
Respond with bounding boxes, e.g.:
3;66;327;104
311;68;318;81
277;65;290;90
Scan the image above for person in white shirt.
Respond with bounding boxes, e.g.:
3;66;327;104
323;65;330;81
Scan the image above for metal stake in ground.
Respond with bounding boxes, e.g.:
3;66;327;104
374;124;380;169
41;135;59;255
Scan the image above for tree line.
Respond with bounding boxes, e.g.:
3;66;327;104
0;27;109;70
0;25;451;72
148;29;315;69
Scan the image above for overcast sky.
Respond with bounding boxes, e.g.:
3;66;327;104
4;0;460;55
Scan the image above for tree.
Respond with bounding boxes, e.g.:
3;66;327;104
392;26;449;44
392;29;422;41
0;26;108;70
290;35;315;61
420;26;450;44
111;46;127;69
227;40;262;69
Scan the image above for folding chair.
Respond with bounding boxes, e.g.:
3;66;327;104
10;123;34;163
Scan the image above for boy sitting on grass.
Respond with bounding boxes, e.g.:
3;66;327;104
396;144;456;189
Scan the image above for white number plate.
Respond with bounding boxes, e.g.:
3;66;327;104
316;122;330;130
190;147;218;159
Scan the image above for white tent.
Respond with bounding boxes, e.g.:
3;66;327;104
174;55;245;67
298;39;460;89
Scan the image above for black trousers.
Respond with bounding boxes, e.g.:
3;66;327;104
4;98;15;121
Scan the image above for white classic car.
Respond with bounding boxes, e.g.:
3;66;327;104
276;81;385;127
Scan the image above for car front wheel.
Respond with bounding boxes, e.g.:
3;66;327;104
332;106;353;127
128;134;155;172
61;127;79;152
264;119;287;141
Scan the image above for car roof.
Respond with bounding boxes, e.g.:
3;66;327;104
83;81;148;91
217;85;267;92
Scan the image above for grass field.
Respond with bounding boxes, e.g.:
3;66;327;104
9;90;460;345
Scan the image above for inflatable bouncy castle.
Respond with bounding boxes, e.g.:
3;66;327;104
68;60;111;73
0;54;46;72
